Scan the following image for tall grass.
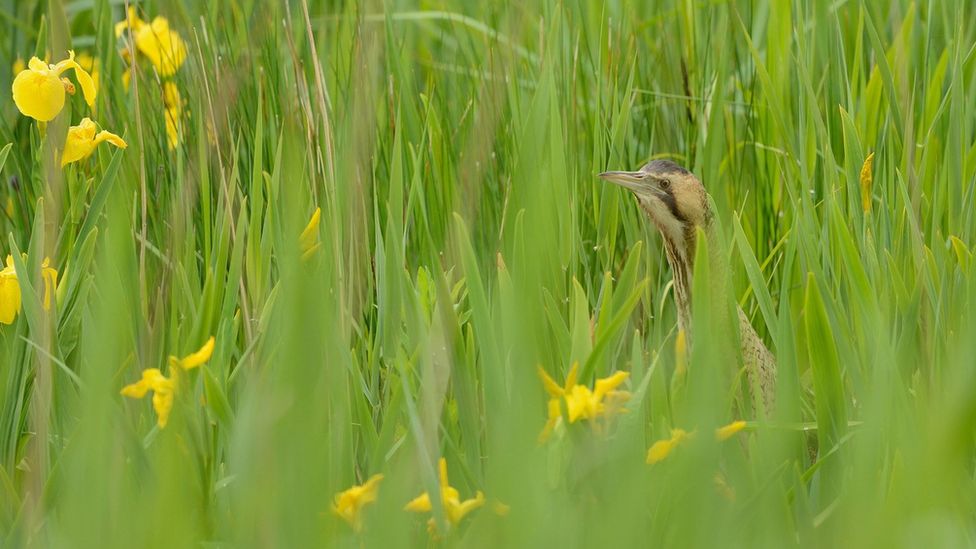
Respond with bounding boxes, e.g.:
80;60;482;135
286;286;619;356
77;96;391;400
1;0;975;546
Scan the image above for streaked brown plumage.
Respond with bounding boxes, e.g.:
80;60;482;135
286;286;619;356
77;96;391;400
599;160;776;411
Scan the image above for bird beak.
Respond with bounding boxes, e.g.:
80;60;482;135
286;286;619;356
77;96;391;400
598;170;645;192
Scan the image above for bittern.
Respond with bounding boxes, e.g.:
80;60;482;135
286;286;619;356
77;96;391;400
599;160;776;411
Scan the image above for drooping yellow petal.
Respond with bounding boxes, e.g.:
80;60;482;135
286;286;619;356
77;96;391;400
646;428;689;465
0;274;22;325
54;51;96;107
94;130;127;149
176;336;215;370
152;385;175;428
715;420;747;441
75;53;100;95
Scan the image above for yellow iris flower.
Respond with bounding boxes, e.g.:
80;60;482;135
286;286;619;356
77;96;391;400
332;474;384;532
537;362;630;442
121;337;215;428
299;207;322;260
12;51;96;122
0;255;59;325
115;8;187;76
61;118;128;166
120;368;176;428
405;458;485;533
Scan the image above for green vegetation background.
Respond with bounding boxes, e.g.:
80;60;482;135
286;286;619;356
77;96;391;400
1;0;975;547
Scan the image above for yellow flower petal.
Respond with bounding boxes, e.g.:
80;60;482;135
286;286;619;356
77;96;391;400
565;385;593;423
563;361;579;393
41;258;58;310
165;106;182;149
299;208;321;257
646;428;688;465
135;17;187;76
0;272;21;325
537;366;564;398
115;7;145;38
405;492;432;513
176;336;215;370
715;420;747;441
54;51;96;107
448;491;485;525
538;398;563;443
12;58;66;121
152;386;174;428
593;370;629;400
121;368;176;428
333;474;383;531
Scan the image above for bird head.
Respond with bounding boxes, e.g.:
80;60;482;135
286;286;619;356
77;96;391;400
598;160;712;254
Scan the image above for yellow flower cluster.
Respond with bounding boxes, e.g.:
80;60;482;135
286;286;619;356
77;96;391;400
12;51;94;122
537;362;630;442
405;458;486;534
120;337;215;428
0;255;58;324
333;458;492;535
116;8;188;150
535;357;749;466
11;50;127;166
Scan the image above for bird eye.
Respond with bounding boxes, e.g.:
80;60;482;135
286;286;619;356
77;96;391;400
659;179;672;190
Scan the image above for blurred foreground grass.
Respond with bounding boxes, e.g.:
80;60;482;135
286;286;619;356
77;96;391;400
1;0;976;547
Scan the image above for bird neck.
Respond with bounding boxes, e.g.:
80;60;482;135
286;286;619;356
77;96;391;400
661;219;719;337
